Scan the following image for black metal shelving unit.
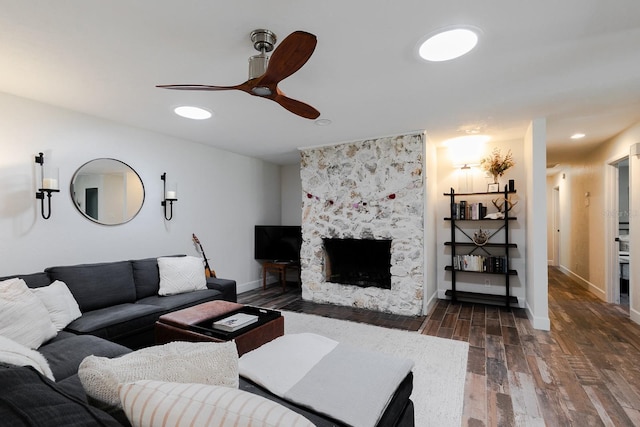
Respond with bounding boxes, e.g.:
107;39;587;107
444;186;518;308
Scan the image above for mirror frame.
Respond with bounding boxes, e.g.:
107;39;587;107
70;158;145;225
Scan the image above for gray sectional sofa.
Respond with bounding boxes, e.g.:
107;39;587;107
5;256;236;349
0;257;415;426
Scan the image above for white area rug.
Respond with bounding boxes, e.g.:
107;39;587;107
283;311;469;427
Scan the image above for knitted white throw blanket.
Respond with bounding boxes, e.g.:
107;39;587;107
78;340;239;408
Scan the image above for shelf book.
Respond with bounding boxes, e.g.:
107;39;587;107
212;312;259;332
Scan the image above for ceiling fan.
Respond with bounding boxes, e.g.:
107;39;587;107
157;29;320;119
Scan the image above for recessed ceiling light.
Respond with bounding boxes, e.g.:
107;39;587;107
570;133;586;140
174;106;212;120
418;27;480;62
315;118;332;126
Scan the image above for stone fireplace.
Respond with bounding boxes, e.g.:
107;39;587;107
299;133;425;316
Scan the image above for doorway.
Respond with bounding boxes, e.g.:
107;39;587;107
85;187;98;221
552;186;560;267
605;157;629;309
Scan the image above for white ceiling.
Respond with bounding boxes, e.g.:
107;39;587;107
1;1;639;165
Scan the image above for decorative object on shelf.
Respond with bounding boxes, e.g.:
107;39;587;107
161;172;178;220
34;152;60;219
491;194;518;213
480;148;514;184
472;229;490;246
487;183;500;193
484;212;504;220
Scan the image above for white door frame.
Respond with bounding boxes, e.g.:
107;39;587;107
552;187;560;266
605;155;625;305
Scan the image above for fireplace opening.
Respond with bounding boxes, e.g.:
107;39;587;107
323;238;392;289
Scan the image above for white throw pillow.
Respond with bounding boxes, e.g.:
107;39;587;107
0;278;57;349
78;341;239;408
120;380;315;427
0;335;55;381
157;256;207;296
31;280;82;331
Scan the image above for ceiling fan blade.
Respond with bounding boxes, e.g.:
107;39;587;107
258;31;317;86
273;93;320;119
156;83;246;91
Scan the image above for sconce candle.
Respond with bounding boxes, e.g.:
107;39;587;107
35;152;59;219
161;172;177;220
42;177;59;190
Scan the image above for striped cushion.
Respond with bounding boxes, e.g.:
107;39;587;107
119;380;315;427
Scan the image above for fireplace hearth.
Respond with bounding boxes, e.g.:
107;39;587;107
323;238;392;289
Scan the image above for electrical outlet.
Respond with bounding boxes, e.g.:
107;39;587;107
484;279;491;287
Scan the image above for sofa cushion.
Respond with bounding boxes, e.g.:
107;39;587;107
131;257;161;299
0;278;57;349
131;255;185;299
38;334;131;382
157;256;207;296
66;303;164;341
79;341;239;408
0;335;54;381
0;363;121;426
46;261;137;312
136;288;222;311
31;280;82;331
119;380;315;427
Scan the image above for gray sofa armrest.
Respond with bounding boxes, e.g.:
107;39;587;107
206;277;237;302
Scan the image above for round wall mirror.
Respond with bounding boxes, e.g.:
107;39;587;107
70;158;145;225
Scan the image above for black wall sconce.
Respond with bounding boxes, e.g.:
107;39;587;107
35;152;60;219
161;172;177;220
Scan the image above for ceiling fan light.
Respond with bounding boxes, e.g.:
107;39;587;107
418;27;479;62
251;87;272;96
174;106;212;120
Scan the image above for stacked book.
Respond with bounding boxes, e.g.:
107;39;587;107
452;255;508;273
450;201;488;220
212;313;259;332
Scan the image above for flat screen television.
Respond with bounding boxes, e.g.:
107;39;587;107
254;225;302;261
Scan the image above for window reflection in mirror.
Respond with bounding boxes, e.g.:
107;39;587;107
70;158;144;225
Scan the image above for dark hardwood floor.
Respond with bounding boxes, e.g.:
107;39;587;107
238;267;640;426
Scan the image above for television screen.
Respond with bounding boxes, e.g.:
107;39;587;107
254;225;302;261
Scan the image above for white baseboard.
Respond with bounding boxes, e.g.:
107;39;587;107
525;301;550;331
423;291;439;315
631;307;640;325
557;265;606;301
237;279;262;294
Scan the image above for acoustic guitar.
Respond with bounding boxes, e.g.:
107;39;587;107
192;233;216;278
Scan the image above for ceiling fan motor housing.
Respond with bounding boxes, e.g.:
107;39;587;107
248;29;276;80
248;53;269;80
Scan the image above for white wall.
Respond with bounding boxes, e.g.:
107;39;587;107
524;119;550;330
280;163;302;226
0;92;281;291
